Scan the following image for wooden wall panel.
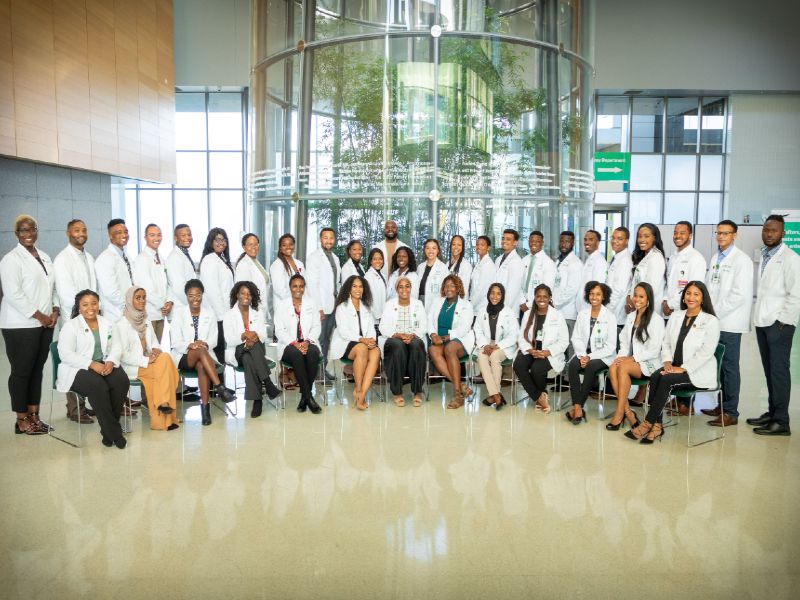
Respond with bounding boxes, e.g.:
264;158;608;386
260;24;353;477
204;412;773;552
1;0;175;183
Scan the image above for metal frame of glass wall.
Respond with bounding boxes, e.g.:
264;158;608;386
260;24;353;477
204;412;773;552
250;0;596;264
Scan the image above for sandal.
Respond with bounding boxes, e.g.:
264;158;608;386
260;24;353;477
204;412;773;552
412;395;423;407
447;393;465;409
535;393;551;414
29;412;52;433
15;416;45;435
624;420;653;441
393;396;405;407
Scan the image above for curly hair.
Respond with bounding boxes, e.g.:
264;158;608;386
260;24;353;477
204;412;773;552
583;281;612;306
71;289;100;319
229;280;261;310
440;274;465;298
335;275;373;310
390;246;417;274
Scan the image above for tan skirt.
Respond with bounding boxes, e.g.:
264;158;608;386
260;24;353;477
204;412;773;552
137;353;180;430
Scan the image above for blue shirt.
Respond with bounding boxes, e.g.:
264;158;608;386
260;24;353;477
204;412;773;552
761;243;782;275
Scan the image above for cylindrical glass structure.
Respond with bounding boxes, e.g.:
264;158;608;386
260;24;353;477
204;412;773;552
251;0;594;262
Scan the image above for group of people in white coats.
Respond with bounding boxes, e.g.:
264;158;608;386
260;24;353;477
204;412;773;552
2;212;798;447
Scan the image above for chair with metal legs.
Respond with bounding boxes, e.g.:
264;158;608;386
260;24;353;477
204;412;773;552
471;354;517;405
231;357;280;411
280;354;326;408
335;356;386;404
178;363;231;419
425;353;472;402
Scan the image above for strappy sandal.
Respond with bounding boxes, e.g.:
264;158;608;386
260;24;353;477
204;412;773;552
412;395;423;407
447;392;465;409
29;412;52;433
15;416;45;435
393;396;405;407
624;420;653;441
535;392;551;414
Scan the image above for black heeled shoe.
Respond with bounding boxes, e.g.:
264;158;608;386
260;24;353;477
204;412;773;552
167;423;179;431
201;403;212;426
605;416;625;431
297;397;308;413
251;399;263;418
306;397;322;415
640;423;664;445
626;409;641;429
481;397;494;406
572;409;586;426
101;436;113;447
495;395;506;411
215;384;235;403
114;436;127;449
264;380;281;400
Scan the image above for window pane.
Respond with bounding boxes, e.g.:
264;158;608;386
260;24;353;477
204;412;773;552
629;192;661;232
697;193;721;224
596;96;629;152
208;93;243;150
630;154;662;190
666;97;698;153
663;192;695;223
699;155;723;190
665;155;696;190
700;97;725;154
124;189;140;257
631;98;663;152
210;191;245;251
174;190;209;263
138;190;174;255
175;93;207;150
594;192;627;206
176;152;208;188
209;152;243;188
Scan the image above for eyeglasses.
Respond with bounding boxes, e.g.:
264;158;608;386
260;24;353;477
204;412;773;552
213;237;227;243
716;231;735;236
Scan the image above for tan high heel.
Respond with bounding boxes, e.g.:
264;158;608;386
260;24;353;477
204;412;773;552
536;392;551;414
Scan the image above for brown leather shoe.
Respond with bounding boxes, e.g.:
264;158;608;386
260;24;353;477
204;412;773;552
69;412;95;424
701;406;722;417
673;403;691;416
708;414;737;427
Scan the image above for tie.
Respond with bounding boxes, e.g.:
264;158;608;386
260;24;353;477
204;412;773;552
78;251;91;286
180;247;197;274
324;250;339;295
154;251;161;265
122;253;133;283
499;252;509;267
610;254;616;266
523;254;536;293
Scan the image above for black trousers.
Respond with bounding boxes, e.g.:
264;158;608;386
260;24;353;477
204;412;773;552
282;344;321;399
567;356;608;407
513;353;552;401
644;370;699;424
319;312;335;364
235;341;280;400
213;321;225;364
756;321;796;426
71;367;129;442
384;337;425;395
2;326;54;412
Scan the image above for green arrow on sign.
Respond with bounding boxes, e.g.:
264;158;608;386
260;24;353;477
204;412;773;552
594;152;631;181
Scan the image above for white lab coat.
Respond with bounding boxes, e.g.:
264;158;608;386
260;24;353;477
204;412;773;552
469;254;496;314
0;244;57;328
571;305;618;365
305;248;341;315
56;315;119;392
521;251;557;309
418;259;450;312
517;307;570;373
387;269;419;302
375;239;409;280
617;310;666;376
330;298;376;360
448;258;472;293
94;243;134;323
753;244;800;328
427;296;475;354
273;297;321;359
53;244;96;321
235;255;272;330
575;250;608;313
474;306;519;359
269;257;305;307
493;250;524;314
341;259;365;282
165;246;198;311
199;253;235;322
552;253;583;320
606;249;633;324
379;298;428;349
665;246;707;310
222;305;268;366
132;246;171;321
630;249;667;318
662;310;720;389
706;245;753;333
112;317;161;380
169;305;218;368
364;268;387;322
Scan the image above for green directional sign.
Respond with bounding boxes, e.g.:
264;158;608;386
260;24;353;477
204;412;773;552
594;152;631;181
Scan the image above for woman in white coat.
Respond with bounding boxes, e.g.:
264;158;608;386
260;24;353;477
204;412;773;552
447;235;472;290
235;233;272;333
380;276;427;407
341;240;366;281
274;274;322;414
627;223;667;318
364;248;388;334
626;281;720;444
269;233;305;308
428;274;475;409
566;281;618;424
387;246;419;301
330;275;380;410
606;282;665;431
57;290;128;447
474;283;518;410
114;287;180;431
199;228;236;365
223;281;281;419
418;239;450;311
170;278;232;425
513;284;569;413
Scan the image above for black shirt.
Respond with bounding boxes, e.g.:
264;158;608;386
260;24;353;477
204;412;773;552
532;312;547;350
418;264;433;302
672;315;697;367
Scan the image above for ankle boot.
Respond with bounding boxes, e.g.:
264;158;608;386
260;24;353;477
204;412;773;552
251;399;263;418
215;383;235;403
306;396;322;414
201;403;212;426
264;379;281;400
297;396;308;413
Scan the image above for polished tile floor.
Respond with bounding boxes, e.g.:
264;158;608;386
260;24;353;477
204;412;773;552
1;331;799;599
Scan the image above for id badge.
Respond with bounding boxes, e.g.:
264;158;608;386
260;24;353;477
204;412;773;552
535;330;543;342
595;328;605;349
711;265;721;284
633;267;641;285
554;274;562;287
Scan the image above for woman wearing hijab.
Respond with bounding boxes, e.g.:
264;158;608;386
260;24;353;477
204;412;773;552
474;283;519;410
113;287;180;431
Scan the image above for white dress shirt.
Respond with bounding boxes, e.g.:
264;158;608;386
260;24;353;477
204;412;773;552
165;246;198;311
552;252;583;321
521;251;557;308
665;246;707;310
269;257;305;308
53;244;96;321
305;248;341;315
706;245;754;333
169;305;218;368
273;297;322;359
94;243;134;323
493;250;524;314
427;296;475;354
112;318;161;380
571;305;618;365
630;249;667;318
474;306;519;359
199;253;235;322
222;305;269;366
618;310;666;376
469;254;496;314
56;315;119;392
606;249;633;324
0;244;57;328
662;310;720;389
133;246;171;321
575;249;608;314
517;307;570;373
330;298;376;360
753;244;800;328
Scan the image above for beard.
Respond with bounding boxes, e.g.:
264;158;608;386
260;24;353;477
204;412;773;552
384;231;397;240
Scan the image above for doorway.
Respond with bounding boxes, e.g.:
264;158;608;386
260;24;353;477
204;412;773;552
593;209;625;261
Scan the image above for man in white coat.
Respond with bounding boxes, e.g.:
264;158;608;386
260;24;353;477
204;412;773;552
552;231;583;333
700;220;753;427
132;224;173;342
663;221;707;317
469;235;496;314
575;229;608;314
94;218;134;324
374;220;409;280
53;218;97;423
166;224;198;313
520;230;556;316
606;226;633;327
747;215;800;436
305;227;340;380
494;228;524;313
